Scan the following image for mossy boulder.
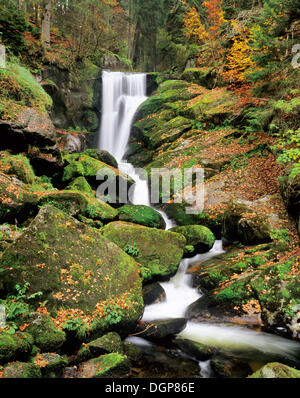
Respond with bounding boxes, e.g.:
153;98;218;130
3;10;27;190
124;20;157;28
169;225;215;256
77;353;131;378
37;190;118;222
248;362;300;378
0;332;33;365
2;362;42;378
88;332;123;356
31;353;68;377
26;313;66;353
0;206;143;338
0;152;35;184
62;153;133;191
118;205;166;229
103;221;186;283
83;149;118;169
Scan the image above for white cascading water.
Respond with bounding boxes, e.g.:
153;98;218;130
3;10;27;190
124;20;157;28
99;71;300;375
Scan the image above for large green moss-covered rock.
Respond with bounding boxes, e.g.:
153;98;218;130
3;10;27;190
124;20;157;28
249;362;300;378
2;362;42;378
118;205;166;229
103;221;186;283
170;225;215;256
0;332;33;365
77;353;131;378
0;206;144;337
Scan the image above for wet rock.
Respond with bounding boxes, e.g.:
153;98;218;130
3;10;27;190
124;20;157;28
132;342;201;378
143;282;166;305
122;342;142;363
77;353;131;378
135;318;187;342
2;362;42;378
174;338;218;361
248;362;300;378
211;355;252;378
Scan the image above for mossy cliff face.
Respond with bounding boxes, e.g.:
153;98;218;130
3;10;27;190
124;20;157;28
0;206;144;335
103;221;186;283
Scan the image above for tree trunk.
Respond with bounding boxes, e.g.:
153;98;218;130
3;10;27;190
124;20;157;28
41;0;51;49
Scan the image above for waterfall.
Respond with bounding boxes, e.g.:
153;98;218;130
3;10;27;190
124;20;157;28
98;70;147;163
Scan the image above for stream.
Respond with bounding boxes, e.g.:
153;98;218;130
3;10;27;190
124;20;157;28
98;70;300;377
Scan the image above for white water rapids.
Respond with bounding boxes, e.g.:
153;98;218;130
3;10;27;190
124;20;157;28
98;70;300;375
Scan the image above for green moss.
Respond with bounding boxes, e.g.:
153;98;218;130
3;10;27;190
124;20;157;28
118;205;165;229
0;62;52;120
66;177;94;197
88;353;131;378
170;225;215;254
0;152;35;184
0;332;33;365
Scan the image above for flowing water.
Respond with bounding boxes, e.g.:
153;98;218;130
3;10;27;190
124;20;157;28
98;70;300;376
